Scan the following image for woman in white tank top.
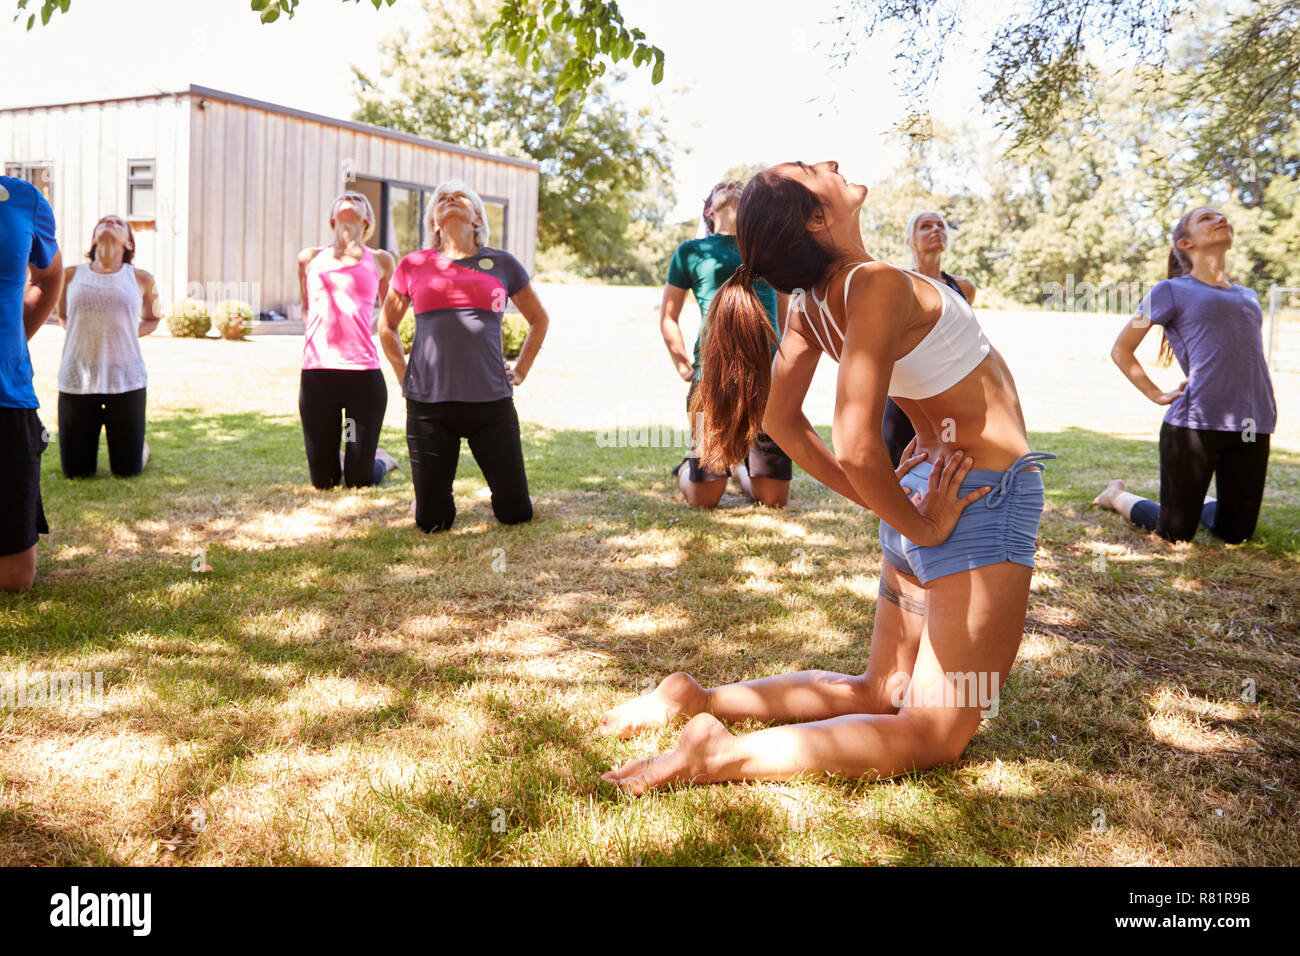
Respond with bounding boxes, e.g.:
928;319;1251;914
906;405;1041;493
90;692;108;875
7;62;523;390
56;215;159;478
600;160;1055;795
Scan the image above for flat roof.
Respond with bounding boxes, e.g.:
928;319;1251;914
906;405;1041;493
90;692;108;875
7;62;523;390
0;84;539;172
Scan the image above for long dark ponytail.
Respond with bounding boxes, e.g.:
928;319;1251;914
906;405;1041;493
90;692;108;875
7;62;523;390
691;168;831;471
1156;210;1202;367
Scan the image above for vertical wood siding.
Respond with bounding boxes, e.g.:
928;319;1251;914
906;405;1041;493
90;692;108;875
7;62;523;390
4;92;538;317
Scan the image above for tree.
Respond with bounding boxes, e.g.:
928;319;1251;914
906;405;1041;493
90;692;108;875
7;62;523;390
352;0;675;274
14;0;662;120
835;0;1300;172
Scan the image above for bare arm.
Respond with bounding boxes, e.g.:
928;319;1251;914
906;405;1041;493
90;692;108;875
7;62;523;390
764;309;873;508
373;249;395;308
136;268;160;336
659;284;694;382
378;287;410;383
833;268;987;547
57;264;76;328
1111;316;1185;405
776;292;791;337
24;253;63;340
297;247;319;318
507;283;550;385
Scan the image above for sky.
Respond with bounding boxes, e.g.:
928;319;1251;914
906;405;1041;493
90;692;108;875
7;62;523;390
1;0;1006;221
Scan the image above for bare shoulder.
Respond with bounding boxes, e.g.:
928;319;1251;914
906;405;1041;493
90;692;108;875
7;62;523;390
373;248;396;271
297;246;322;266
953;274;977;302
63;263;78;281
844;261;914;304
133;267;155;287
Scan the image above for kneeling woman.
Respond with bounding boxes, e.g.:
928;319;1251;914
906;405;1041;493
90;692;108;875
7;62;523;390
57;215;159;477
297;190;399;489
379;180;550;531
881;210;977;467
1094;207;1275;543
600;161;1053;794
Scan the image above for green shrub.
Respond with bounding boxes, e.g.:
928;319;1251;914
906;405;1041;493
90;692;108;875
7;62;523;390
397;309;527;359
212;299;254;340
502;313;527;359
166;298;211;338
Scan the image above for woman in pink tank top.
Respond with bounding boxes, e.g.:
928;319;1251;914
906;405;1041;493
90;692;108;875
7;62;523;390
296;191;399;489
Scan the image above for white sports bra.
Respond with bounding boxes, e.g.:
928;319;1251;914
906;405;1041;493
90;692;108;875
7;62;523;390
796;263;991;400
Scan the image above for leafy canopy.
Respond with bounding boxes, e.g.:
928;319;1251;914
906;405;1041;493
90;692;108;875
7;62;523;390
352;0;675;275
14;0;663;118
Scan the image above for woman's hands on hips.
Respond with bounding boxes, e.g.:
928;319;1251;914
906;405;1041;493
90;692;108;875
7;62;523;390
896;438;992;547
1153;379;1187;406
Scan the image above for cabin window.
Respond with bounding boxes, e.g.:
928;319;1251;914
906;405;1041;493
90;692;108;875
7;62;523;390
483;199;506;247
127;159;155;218
4;161;53;204
355;175;509;257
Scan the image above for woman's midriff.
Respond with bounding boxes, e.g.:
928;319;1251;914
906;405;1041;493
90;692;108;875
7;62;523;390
891;350;1031;472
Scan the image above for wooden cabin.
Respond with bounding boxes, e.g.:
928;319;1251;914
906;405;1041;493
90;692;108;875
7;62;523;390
0;84;540;318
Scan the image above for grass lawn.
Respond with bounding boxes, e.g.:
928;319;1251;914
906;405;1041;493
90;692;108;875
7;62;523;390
2;292;1297;865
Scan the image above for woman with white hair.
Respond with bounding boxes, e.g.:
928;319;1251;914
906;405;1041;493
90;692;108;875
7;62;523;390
296;190;399;489
378;179;551;531
882;211;977;466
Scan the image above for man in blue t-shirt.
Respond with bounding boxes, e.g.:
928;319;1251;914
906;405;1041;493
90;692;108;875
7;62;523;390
659;179;792;509
0;175;63;591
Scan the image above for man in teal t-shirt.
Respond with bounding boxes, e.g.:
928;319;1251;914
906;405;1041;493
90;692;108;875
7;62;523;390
667;231;780;380
659;179;792;509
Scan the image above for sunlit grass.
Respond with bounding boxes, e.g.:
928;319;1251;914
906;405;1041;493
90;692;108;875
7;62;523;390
0;412;1296;865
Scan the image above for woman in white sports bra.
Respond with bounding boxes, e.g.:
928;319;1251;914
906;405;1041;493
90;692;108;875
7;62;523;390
881;211;977;467
599;160;1054;794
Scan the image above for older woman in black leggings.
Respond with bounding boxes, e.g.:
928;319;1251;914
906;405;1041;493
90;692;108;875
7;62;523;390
377;180;551;532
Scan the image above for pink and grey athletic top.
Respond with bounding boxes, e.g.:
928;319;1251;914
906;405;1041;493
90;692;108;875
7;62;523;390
303;247;382;371
391;246;530;404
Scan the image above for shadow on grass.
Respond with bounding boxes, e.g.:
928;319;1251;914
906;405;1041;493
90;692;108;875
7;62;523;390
1;411;1297;863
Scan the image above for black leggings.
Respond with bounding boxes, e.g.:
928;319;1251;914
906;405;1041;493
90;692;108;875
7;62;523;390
406;396;533;532
58;388;147;478
1129;422;1271;543
299;368;388;488
881;397;915;469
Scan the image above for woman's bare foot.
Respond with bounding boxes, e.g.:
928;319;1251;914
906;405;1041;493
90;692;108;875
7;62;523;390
601;713;734;795
1092;478;1126;509
140;440;150;471
596;671;708;739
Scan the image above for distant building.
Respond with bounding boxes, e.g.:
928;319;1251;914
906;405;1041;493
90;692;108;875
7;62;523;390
1;84;539;316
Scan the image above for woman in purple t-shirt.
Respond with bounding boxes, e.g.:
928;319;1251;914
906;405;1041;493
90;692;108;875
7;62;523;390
1094;207;1277;542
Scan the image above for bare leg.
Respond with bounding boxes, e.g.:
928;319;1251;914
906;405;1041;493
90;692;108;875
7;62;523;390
1093;479;1143;520
602;561;1031;794
734;463;790;508
0;544;37;593
596;563;926;738
678;466;727;509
